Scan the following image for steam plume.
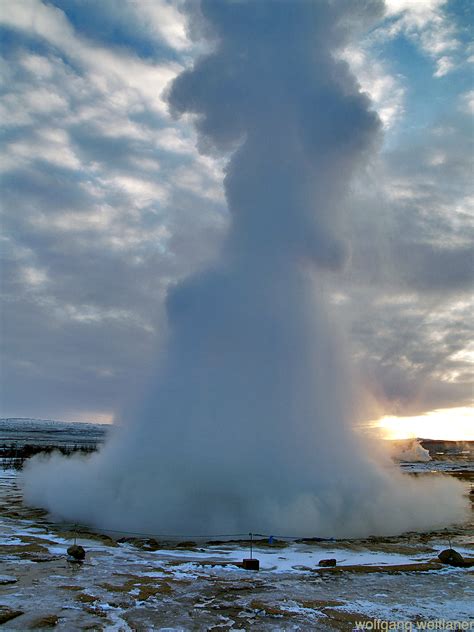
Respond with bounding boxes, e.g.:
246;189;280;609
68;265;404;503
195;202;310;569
23;0;467;537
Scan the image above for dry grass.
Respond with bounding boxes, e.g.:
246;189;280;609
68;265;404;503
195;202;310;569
59;585;83;591
313;561;444;574
250;599;295;617
0;543;49;555
75;593;99;604
18;534;58;546
298;599;344;609
29;614;60;628
99;575;174;601
321;608;375;631
83;606;107;619
56;530;117;547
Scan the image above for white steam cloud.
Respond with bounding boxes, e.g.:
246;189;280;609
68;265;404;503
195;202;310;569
23;0;467;538
389;440;432;463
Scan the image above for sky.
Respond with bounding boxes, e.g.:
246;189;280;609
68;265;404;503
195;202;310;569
0;0;472;437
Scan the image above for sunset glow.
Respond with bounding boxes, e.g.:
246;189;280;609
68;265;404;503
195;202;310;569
377;407;474;441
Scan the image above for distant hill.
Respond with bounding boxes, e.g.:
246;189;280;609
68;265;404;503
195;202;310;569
390;437;474;461
0;417;108;447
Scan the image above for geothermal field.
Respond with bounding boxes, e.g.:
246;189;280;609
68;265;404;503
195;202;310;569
0;419;473;629
1;0;473;629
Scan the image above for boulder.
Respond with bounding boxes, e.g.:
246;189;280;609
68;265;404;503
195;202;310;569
242;558;260;570
438;548;464;567
318;558;337;567
0;606;23;625
67;544;86;561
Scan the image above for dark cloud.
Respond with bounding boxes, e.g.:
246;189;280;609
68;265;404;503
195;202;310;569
311;96;472;418
0;0;471;428
0;3;225;420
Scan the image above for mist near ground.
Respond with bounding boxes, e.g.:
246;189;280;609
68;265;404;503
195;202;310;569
22;0;468;538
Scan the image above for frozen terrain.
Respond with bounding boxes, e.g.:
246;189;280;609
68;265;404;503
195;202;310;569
1;465;473;630
1;422;473;628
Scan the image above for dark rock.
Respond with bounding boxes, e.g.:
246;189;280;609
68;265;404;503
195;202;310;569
67;544;86;560
242;558;260;570
0;606;24;625
438;548;464;567
319;558;337;567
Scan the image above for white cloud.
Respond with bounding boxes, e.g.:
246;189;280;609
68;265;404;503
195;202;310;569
105;175;169;207
380;0;459;78
0;0;76;49
0;0;183;116
171;164;224;202
22;266;48;288
7;129;81;171
31;208;114;233
460;90;474;114
340;45;405;129
24;87;68;113
20;52;55;79
433;55;455;77
127;0;190;52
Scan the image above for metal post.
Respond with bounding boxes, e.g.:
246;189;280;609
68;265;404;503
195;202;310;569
249;532;253;560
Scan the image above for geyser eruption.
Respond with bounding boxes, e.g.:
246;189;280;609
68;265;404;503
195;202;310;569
23;0;467;537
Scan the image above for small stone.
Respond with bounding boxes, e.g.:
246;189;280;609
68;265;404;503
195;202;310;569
67;544;86;560
438;548;464;567
318;558;337;567
242;558;260;570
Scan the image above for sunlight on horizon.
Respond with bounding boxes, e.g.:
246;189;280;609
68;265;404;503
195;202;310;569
376;407;474;441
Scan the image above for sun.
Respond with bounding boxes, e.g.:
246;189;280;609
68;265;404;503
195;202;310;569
376;407;474;441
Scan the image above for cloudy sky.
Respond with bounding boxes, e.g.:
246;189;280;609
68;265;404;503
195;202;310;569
0;0;472;433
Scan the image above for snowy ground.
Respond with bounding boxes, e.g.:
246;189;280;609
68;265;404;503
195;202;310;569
0;468;473;630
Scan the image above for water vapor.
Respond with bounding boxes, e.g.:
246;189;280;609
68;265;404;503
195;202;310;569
23;0;468;537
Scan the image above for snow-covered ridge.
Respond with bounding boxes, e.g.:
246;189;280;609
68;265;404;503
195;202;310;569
0;417;107;447
0;417;106;431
